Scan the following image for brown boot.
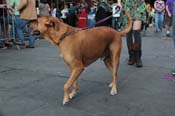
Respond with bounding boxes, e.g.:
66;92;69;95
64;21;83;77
135;50;143;67
128;50;135;65
127;43;135;65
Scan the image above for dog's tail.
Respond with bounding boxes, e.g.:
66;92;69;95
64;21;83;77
117;10;132;36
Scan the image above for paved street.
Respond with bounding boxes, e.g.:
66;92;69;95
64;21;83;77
0;28;175;116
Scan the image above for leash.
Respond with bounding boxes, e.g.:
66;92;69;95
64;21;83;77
59;14;114;40
79;15;112;30
60;8;122;40
81;7;121;30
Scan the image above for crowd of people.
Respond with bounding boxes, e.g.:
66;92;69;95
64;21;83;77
0;0;175;74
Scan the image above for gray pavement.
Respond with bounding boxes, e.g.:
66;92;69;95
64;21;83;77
0;28;175;116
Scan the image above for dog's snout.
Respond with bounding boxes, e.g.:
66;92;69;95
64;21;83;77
32;30;40;36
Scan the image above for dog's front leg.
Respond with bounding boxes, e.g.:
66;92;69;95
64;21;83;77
69;80;78;99
63;67;84;105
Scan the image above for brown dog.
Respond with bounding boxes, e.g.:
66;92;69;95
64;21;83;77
33;11;132;105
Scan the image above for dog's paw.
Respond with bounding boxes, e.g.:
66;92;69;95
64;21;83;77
69;93;75;99
110;88;117;96
63;97;70;105
109;83;112;88
69;90;78;99
60;53;63;58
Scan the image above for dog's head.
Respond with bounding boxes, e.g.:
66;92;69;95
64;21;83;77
32;16;64;45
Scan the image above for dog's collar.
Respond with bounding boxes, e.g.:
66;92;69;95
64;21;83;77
60;28;81;41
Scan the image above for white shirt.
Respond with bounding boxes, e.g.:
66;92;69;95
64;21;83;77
51;8;57;17
60;8;68;19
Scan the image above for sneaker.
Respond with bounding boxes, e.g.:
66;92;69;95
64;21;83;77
26;45;35;48
171;67;175;76
1;46;8;50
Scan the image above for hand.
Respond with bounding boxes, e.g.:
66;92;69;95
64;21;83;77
168;12;172;17
118;2;122;9
8;9;13;15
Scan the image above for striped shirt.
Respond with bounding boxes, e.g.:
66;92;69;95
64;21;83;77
154;0;165;12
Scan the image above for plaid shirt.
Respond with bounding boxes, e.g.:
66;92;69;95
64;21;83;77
123;0;146;22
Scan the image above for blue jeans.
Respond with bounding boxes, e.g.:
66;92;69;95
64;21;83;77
88;14;95;28
173;2;175;48
15;16;35;46
112;17;117;29
154;12;164;31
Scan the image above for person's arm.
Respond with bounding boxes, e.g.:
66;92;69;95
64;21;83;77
166;1;172;17
154;2;159;11
47;4;51;12
18;0;28;12
117;0;122;8
162;1;166;12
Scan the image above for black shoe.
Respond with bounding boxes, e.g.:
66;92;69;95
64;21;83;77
4;42;13;48
135;50;143;68
136;59;143;68
128;58;135;65
14;40;25;46
128;50;135;65
166;33;170;37
26;45;35;48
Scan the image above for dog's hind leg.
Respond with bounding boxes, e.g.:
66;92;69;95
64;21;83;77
104;56;112;72
110;56;120;95
103;57;113;88
63;66;84;105
110;43;121;96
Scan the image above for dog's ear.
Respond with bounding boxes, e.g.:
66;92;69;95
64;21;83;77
45;18;60;31
45;19;55;27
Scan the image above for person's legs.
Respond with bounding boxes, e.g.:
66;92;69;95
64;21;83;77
154;12;159;32
0;23;3;47
15;16;27;43
172;1;175;76
165;13;172;37
133;20;143;67
27;24;35;47
159;12;164;31
112;17;117;29
88;16;93;28
16;17;35;47
172;1;175;41
126;29;135;65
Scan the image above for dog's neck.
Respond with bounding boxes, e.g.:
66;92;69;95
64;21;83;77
44;23;79;45
60;26;80;41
